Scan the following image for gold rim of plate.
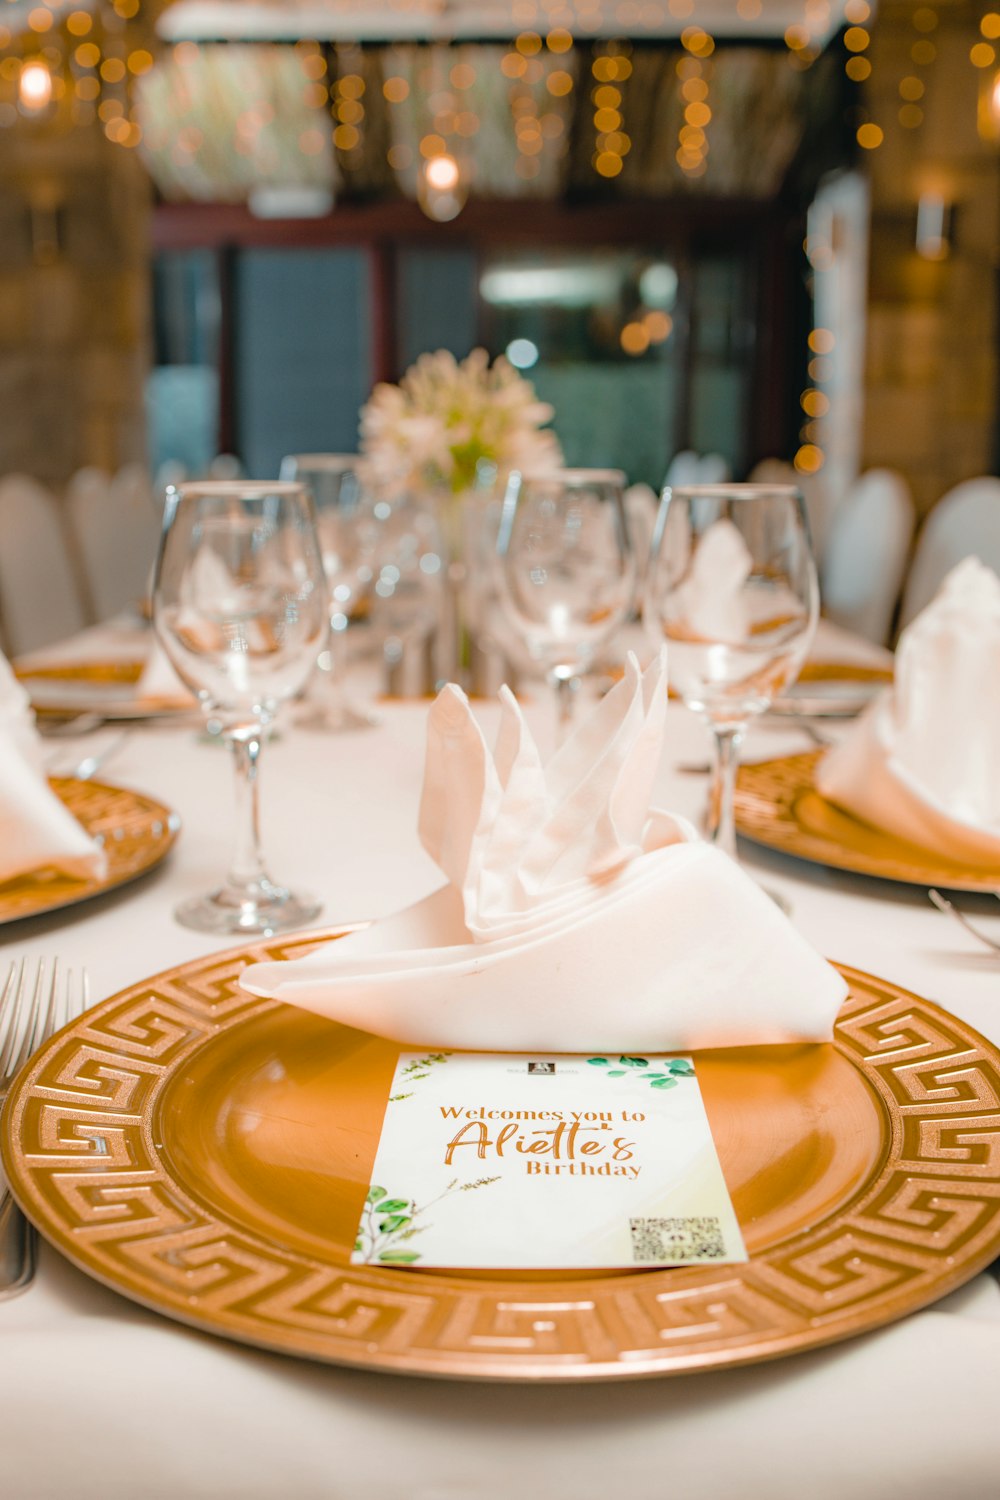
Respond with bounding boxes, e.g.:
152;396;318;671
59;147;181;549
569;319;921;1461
0;778;180;925
4;933;1000;1382
735;752;1000;893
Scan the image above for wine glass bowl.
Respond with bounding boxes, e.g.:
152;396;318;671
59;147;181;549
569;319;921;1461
495;468;635;734
279;453;376;732
153;480;329;935
644;483;818;860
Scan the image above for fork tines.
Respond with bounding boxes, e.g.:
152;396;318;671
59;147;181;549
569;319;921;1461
0;960;89;1094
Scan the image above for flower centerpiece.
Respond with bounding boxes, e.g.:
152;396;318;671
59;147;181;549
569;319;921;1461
358;348;564;683
358;347;563;505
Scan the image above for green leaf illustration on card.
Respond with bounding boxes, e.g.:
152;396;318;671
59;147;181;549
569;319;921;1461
620;1056;649;1068
587;1057;609;1066
355;1174;499;1267
668;1059;695;1076
607;1069;627;1077
651;1077;679;1089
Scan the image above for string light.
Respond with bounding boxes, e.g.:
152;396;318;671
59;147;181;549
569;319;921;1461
676;26;713;180
591;40;630;180
18;58;53;113
3;0;155;146
331;48;366;168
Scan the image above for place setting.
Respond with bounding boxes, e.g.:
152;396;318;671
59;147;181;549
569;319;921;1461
732;558;1000;902
0;648;179;927
4;463;1000;1381
9;2;1000;1492
16;635;201;728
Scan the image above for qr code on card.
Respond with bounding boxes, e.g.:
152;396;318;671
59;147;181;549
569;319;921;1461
629;1216;727;1264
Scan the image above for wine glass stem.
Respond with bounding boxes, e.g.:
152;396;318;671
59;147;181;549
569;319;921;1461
326;620;349;714
224;724;273;898
708;725;745;861
552;671;580;744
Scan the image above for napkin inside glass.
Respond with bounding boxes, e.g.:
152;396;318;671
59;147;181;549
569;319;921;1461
816;557;1000;868
242;651;846;1052
0;654;108;884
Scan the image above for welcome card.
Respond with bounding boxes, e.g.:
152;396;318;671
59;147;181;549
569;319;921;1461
352;1051;747;1270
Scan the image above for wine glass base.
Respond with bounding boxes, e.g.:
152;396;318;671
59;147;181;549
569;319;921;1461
295;701;378;734
174;885;322;937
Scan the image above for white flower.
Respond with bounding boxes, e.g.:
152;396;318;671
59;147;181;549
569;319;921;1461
359;348;563;498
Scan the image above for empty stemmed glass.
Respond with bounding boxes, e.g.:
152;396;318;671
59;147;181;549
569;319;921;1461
644;483;819;864
495;468;635;739
153;480;329;935
279;453;376;732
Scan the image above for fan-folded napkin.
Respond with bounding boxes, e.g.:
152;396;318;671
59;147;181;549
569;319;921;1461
242;651;845;1051
0;654;107;883
675;518;752;643
816;557;1000;868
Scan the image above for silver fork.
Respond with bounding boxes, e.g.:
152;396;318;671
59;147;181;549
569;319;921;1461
45;730;129;782
0;960;89;1298
928;890;1000;954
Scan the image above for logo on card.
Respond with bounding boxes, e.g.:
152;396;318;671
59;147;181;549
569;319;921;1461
526;1061;556;1075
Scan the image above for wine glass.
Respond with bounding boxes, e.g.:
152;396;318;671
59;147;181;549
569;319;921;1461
644;483;819;863
153;481;329;935
279;453;376;732
360;491;445;690
495;468;635;739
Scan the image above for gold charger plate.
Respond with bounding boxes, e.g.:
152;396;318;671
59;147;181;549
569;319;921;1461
4;932;1000;1382
736;752;1000;893
769;661;893;719
18;660;194;720
0;777;180;924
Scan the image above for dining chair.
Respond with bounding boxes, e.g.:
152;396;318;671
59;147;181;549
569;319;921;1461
66;463;160;622
664;449;702;487
748;456;832;565
0;475;88;655
899;476;1000;629
821;468;915;644
697;453;732;484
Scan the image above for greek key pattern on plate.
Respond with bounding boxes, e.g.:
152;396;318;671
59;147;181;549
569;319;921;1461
4;944;1000;1381
735;752;1000;893
0;778;180;925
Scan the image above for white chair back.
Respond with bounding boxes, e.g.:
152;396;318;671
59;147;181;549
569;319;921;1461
66;463;160;622
0;475;87;654
697;453;731;484
749;457;831;565
664;450;702;488
820;468;915;645
899;477;1000;629
207;453;244;481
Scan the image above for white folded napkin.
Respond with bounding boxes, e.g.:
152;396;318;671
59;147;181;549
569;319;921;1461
675;519;752;643
242;652;846;1052
816;557;1000;868
0;654;108;884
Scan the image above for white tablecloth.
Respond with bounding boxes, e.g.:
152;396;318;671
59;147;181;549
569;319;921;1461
3;624;1000;1500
